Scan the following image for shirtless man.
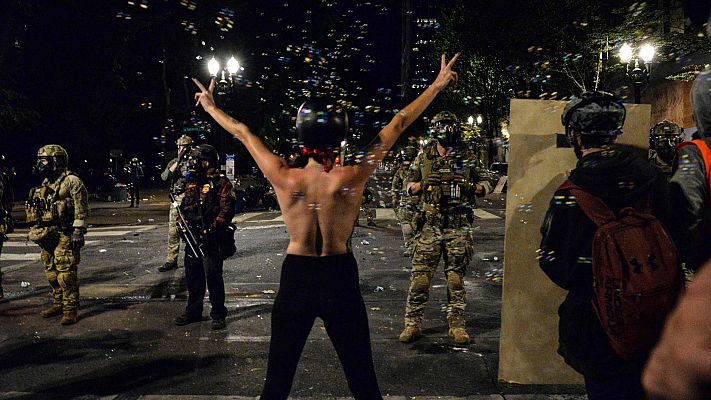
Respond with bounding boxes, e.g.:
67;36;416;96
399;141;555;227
193;53;459;400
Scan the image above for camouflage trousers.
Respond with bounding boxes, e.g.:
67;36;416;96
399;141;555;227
359;205;375;224
166;193;184;264
395;206;417;254
404;221;473;329
39;230;80;311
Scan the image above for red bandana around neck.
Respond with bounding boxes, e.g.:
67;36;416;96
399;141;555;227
301;147;337;172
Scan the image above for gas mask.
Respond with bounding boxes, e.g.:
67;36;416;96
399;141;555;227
33;157;54;177
432;122;462;149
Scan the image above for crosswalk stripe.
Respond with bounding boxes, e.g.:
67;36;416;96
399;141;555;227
2;240;99;248
6;224;158;239
472;209;501;219
2;254;39;261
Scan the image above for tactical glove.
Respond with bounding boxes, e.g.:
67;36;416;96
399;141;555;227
71;230;85;249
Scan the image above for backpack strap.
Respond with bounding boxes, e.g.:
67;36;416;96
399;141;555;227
677;139;711;206
558;180;616;227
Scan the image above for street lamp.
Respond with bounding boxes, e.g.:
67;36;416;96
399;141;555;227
618;43;655;104
467;115;474;126
206;55;242;95
476;115;483;125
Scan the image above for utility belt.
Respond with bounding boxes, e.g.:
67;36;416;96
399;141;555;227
421;206;471;229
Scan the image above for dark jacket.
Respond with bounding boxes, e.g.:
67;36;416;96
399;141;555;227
181;172;235;234
670;137;711;270
539;145;671;378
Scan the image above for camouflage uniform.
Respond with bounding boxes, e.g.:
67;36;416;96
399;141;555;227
392;160;420;256
401;146;492;343
161;135;193;269
359;187;376;227
26;145;89;324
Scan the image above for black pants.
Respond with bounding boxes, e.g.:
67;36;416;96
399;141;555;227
184;245;227;320
260;253;382;400
584;372;643;400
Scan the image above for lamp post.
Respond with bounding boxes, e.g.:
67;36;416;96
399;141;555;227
207;55;242;95
619;43;655;104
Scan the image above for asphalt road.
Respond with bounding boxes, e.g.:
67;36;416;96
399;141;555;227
0;189;584;399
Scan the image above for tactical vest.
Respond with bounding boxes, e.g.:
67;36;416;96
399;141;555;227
26;172;76;228
420;154;475;217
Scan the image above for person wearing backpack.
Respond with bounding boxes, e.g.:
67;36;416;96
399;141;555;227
539;91;678;399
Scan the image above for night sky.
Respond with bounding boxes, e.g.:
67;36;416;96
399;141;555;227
2;0;710;192
1;0;403;188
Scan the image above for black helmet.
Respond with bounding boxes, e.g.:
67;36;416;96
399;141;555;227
296;98;348;150
195;144;219;164
650;120;682;164
430;111;462;147
562;91;626;136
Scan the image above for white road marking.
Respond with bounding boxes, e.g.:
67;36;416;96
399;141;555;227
472;209;501;219
3;240;99;248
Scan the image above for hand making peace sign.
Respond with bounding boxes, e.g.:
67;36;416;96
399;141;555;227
432;53;461;91
192;77;217;111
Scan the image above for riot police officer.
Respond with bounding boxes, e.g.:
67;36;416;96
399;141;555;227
174;144;235;330
649;120;682;177
160;134;194;272
26;145;89;325
126;157;144;208
399;112;492;345
391;146;419;256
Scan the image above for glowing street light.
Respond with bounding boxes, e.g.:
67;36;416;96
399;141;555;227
207;57;220;77
476;115;483;125
618;42;656;104
467;115;474;126
205;55;242;95
619;43;633;63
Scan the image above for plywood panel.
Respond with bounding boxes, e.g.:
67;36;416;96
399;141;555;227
498;99;651;384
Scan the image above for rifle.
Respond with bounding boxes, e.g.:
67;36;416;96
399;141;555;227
169;192;205;258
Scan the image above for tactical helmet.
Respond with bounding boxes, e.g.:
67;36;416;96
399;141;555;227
37;144;69;171
296;98;349;150
400;146;418;163
562;91;626;136
430;111;461;147
176;135;194;146
195;144;219;164
650;120;682;164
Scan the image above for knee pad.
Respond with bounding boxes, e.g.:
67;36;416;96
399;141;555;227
447;272;464;291
412;273;431;293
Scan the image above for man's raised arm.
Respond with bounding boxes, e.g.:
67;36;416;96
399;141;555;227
354;53;460;179
192;78;288;185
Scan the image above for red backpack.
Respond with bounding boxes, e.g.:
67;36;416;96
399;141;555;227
559;180;682;360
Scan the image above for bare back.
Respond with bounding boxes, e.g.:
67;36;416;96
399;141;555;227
273;158;365;256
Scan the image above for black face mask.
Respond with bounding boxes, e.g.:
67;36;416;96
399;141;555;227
33;158;54;177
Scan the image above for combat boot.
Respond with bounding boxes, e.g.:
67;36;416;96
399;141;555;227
40;304;63;318
398;326;422;343
158;262;178;272
448;327;470;345
60;310;78;325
